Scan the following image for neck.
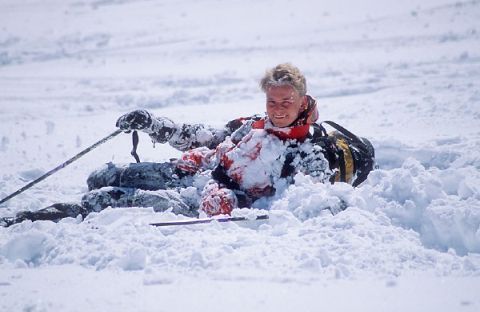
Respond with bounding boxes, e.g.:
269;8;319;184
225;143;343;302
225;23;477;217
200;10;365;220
252;119;310;141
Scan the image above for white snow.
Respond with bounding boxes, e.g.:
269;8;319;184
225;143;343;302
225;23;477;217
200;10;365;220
1;0;480;311
221;129;288;191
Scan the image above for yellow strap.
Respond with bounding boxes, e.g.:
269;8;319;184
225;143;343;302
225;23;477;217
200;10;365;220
334;138;355;184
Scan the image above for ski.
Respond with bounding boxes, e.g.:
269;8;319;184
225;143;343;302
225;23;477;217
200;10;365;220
150;214;269;227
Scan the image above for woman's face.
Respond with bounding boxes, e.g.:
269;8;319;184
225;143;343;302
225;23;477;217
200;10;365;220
265;85;306;128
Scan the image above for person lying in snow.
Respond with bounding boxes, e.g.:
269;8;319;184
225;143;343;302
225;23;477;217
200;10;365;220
1;63;375;227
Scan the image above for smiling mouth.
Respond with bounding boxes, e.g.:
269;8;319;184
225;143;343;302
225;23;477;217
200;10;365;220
274;114;286;119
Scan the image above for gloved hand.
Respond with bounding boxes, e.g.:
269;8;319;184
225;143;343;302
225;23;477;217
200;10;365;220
116;110;153;132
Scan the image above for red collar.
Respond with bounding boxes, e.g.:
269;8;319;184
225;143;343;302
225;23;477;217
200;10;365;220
252;119;310;141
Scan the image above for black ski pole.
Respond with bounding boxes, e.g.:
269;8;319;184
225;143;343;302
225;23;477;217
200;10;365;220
0;129;123;206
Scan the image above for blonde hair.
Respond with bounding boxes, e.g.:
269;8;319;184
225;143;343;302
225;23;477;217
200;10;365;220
260;63;307;96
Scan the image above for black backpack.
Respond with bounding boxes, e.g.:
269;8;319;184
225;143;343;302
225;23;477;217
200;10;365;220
311;121;375;187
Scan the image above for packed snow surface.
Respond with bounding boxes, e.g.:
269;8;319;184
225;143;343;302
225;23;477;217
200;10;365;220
1;0;479;311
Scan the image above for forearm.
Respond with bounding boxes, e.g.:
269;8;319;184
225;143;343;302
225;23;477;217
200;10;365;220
149;118;229;151
116;110;233;151
294;144;333;183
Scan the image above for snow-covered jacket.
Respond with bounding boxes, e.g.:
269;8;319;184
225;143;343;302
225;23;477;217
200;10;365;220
147;96;345;215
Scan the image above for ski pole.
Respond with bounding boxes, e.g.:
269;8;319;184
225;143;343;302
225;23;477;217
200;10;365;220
150;215;269;227
0;129;123;206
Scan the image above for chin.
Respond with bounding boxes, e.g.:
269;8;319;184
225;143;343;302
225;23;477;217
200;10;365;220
272;120;290;128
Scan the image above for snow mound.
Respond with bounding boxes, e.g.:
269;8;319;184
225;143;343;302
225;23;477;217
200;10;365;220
1;230;53;266
360;158;480;255
265;157;480;256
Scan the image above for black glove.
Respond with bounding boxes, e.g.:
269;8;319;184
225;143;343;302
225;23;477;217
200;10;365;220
116;110;153;132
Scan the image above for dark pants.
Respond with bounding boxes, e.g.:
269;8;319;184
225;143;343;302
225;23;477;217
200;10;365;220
1;162;198;227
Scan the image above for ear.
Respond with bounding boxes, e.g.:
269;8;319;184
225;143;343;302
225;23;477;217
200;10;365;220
301;96;308;110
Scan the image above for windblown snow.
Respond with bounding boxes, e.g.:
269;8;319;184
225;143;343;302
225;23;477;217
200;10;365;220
0;0;479;311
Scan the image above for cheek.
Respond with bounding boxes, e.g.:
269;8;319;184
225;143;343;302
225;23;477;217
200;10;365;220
266;105;283;116
265;105;273;115
287;106;301;117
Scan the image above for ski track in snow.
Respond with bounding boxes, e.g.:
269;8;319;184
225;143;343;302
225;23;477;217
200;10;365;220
0;0;480;311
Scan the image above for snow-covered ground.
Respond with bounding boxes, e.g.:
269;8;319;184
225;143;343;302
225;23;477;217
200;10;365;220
1;0;479;311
